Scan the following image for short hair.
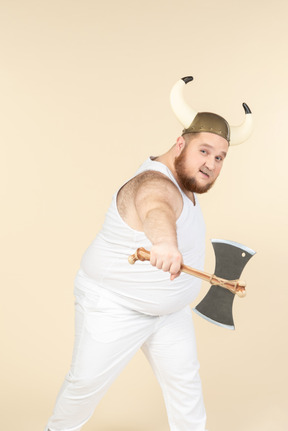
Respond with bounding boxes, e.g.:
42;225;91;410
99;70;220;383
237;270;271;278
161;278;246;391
182;132;200;145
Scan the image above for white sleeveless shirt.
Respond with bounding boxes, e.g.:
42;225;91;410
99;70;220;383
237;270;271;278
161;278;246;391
75;158;206;316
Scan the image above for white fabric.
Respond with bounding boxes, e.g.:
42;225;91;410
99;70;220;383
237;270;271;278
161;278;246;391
45;158;208;430
79;157;206;316
45;286;207;431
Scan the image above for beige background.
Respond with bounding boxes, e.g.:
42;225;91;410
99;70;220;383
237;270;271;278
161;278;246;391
1;0;287;430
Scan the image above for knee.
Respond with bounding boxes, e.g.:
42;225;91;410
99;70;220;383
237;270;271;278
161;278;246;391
64;371;110;398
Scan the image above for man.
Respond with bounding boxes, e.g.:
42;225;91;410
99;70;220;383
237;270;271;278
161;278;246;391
45;77;253;431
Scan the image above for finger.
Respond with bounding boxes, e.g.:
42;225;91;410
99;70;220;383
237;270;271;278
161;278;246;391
170;271;181;281
155;258;164;270
170;261;182;276
149;253;157;266
162;261;172;272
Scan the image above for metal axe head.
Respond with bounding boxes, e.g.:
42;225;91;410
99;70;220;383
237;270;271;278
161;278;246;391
193;239;256;330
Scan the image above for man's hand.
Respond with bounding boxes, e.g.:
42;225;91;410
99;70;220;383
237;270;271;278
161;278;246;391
150;243;183;281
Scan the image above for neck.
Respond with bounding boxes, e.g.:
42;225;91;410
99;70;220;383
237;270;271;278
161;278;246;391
153;147;196;204
154;146;177;177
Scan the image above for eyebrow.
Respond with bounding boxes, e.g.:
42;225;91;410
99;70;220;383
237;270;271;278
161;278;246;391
200;143;227;158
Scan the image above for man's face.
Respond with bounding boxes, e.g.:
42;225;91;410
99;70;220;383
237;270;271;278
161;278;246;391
174;132;228;194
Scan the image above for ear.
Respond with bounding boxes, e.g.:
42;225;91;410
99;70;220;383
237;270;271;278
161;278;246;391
175;136;186;156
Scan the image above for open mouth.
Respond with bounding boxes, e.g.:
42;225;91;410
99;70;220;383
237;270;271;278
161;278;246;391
199;169;210;178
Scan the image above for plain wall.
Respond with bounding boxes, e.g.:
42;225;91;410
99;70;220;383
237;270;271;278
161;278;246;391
1;1;287;430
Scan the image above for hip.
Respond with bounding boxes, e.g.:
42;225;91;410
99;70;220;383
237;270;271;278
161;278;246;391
74;269;201;316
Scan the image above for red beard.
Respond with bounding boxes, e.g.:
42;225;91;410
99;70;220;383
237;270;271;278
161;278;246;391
174;149;216;194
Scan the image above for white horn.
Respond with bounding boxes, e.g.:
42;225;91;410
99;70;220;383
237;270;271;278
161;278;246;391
170;76;197;129
230;103;253;146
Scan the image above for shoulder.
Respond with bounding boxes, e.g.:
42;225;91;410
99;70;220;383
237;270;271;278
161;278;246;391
117;170;183;228
132;170;181;199
133;171;183;220
117;170;182;214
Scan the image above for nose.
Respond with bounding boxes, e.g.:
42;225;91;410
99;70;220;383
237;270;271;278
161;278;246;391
204;156;216;171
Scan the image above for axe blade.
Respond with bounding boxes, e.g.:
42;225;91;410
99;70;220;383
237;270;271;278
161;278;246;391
193;239;256;330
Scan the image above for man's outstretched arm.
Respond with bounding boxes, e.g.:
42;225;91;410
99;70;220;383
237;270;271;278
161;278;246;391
134;173;183;280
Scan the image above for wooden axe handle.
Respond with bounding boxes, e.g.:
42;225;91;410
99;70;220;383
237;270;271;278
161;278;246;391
128;247;246;298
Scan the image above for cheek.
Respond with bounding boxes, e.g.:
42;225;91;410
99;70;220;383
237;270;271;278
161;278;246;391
215;164;224;176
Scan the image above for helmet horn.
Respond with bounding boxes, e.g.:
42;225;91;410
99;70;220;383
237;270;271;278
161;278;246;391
170;76;253;145
229;103;253;146
169;76;197;129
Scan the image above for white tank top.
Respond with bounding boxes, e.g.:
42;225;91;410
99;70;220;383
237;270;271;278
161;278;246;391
75;157;206;316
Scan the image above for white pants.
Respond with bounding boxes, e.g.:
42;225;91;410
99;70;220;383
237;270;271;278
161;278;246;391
45;286;207;431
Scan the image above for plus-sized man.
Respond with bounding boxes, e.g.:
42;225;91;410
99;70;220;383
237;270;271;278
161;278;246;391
45;77;253;431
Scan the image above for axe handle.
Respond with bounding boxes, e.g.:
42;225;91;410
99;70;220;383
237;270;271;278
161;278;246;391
128;247;246;298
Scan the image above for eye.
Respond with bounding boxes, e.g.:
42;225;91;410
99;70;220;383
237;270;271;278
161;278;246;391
200;149;207;155
215;156;223;162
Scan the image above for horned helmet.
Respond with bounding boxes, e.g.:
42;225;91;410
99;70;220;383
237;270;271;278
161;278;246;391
170;76;253;145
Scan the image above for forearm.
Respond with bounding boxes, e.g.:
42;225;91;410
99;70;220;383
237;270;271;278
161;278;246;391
133;173;183;279
142;206;178;247
142;206;182;280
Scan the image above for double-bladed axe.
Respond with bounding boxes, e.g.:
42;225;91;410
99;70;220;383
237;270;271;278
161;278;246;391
128;239;256;330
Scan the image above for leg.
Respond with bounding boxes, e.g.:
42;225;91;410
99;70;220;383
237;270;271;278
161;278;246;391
45;288;157;431
142;306;207;431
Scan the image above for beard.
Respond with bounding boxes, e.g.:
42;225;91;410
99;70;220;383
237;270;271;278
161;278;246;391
174;149;216;194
